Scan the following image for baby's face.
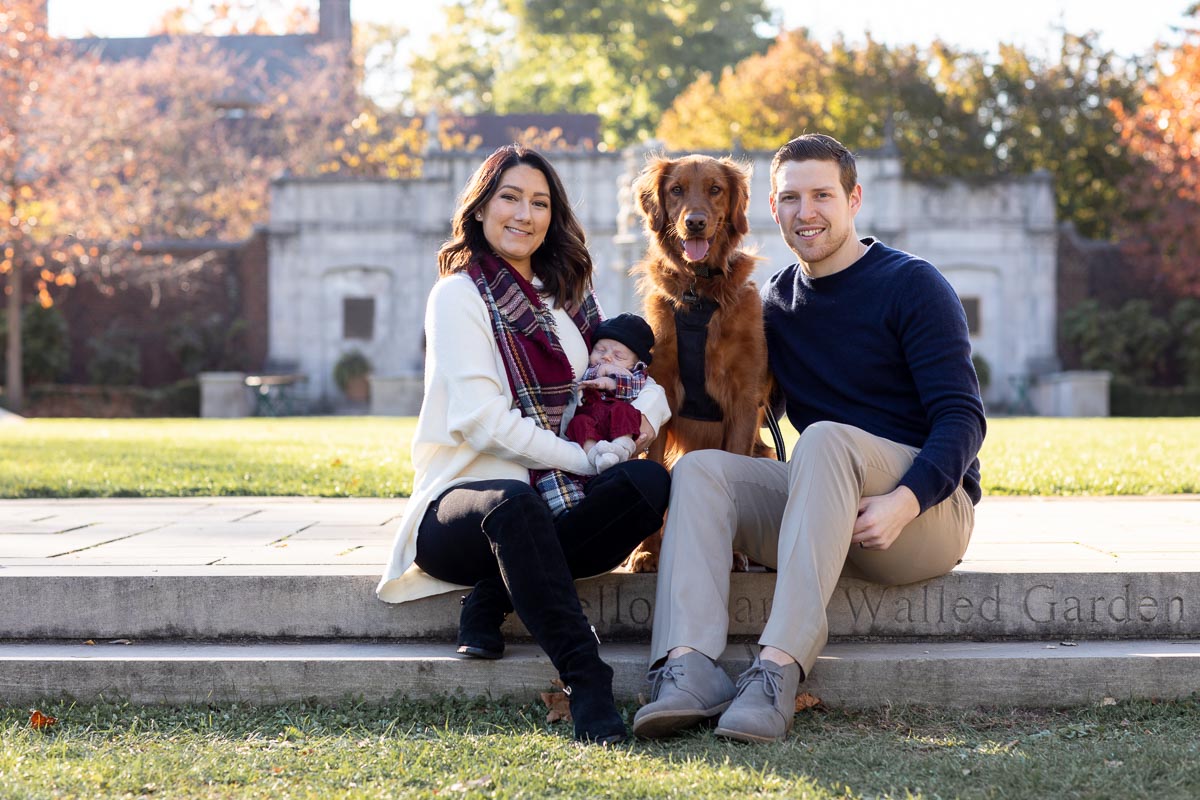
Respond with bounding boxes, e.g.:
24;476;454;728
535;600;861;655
589;338;638;370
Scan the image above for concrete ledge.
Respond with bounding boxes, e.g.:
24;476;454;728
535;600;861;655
2;639;1197;708
2;571;1198;641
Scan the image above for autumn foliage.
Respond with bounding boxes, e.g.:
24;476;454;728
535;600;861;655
1112;36;1200;298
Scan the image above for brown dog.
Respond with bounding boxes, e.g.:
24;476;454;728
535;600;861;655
626;154;772;572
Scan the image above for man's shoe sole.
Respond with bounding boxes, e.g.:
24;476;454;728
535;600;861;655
713;723;791;744
631;702;732;739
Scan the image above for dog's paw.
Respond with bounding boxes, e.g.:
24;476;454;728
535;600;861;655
627;548;660;573
731;550;751;572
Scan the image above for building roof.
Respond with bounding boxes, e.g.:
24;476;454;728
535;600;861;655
444;113;602;151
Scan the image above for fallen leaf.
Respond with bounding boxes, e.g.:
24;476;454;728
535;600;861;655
108;639;133;645
794;691;823;712
84;640;95;646
29;710;57;730
637;692;649;707
1105;759;1124;768
1101;697;1117;706
540;678;571;724
1060;641;1078;647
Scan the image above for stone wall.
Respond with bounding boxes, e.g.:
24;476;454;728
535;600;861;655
267;149;1058;408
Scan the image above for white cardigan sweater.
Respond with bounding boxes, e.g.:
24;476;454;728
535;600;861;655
376;273;671;604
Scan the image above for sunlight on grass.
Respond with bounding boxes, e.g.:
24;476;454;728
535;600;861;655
1;416;1196;499
2;697;1198;799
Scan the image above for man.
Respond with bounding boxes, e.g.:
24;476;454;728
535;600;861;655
632;133;986;743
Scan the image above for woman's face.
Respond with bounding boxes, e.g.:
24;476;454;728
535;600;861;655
477;164;551;279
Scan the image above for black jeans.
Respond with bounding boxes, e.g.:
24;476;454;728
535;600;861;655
414;459;670;585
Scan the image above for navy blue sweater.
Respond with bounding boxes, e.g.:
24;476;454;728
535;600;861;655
761;239;986;510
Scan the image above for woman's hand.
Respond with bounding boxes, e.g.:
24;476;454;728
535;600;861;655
634;414;656;453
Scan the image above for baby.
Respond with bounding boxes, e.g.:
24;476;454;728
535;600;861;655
566;313;655;472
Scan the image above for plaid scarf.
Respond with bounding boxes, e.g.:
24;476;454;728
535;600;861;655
466;252;601;516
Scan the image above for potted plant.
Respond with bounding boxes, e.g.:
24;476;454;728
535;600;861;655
333;350;372;404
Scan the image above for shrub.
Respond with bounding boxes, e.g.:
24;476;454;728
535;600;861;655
0;304;71;384
333;350;372;392
1110;381;1200;416
87;323;142;386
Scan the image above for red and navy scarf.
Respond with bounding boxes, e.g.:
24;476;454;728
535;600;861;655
466;252;601;515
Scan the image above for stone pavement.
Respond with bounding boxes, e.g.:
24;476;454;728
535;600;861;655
1;495;1198;708
2;494;1198;572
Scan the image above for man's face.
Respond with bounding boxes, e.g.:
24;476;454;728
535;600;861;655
769;159;862;275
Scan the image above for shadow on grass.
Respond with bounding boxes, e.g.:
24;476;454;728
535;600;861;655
7;694;1200;799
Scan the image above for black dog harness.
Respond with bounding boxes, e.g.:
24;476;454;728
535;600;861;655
674;294;724;422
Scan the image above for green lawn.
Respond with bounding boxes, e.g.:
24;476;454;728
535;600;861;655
0;417;1197;499
3;696;1198;799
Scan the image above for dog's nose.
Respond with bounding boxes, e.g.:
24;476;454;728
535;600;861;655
684;214;707;234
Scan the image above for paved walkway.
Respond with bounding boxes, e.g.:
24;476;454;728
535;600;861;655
1;495;1199;574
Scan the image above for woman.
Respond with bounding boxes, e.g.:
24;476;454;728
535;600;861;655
376;145;672;745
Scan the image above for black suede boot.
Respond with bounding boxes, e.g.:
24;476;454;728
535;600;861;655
482;492;627;745
456;576;512;659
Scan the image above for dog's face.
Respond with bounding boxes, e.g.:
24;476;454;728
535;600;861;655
634;155;750;264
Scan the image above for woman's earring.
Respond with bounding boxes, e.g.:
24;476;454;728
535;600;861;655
474;212;482;221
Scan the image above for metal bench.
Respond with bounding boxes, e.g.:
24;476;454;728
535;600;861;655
243;374;308;417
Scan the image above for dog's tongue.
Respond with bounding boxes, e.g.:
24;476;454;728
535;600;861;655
683;238;710;262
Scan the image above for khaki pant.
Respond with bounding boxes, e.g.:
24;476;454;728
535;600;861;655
650;421;975;677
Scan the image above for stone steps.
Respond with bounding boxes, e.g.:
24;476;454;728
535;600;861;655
3;639;1198;709
2;570;1196;641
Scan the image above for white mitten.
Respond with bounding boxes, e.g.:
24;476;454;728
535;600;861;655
590;437;637;472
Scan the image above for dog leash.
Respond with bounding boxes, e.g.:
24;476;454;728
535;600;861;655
764;405;787;462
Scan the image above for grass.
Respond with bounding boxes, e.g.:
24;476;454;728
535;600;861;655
0;417;1197;499
2;696;1198;799
0;417;417;499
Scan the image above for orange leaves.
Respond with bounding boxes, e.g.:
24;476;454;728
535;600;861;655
794;692;823;713
539;679;572;724
29;709;57;730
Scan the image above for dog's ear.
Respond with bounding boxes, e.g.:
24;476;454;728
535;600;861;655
634;158;670;233
722;158;751;236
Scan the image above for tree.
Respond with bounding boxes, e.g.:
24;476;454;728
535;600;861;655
658;29;1143;240
404;0;778;148
2;0;65;412
1112;25;1200;297
153;0;318;36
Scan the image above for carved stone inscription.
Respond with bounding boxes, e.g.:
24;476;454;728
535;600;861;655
559;574;1195;639
828;578;1189;635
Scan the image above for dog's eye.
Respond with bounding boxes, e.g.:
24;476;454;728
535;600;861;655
669;185;683;195
709;185;722;195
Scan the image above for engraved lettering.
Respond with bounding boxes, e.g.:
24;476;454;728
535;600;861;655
1108;584;1131;623
1064;596;1082;622
843;586;886;625
629;597;652;625
894;597;915;623
734;596;752;624
979;583;1000;623
1168;596;1184;622
1091;596;1105;623
1138;596;1159;622
952;596;974;623
1024;584;1054;623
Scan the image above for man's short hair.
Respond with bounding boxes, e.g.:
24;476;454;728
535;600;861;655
770;134;857;198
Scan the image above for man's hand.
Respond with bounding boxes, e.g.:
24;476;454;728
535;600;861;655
852;486;920;550
634;414;656;453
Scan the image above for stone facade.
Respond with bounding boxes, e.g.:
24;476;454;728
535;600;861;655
267;148;1058;408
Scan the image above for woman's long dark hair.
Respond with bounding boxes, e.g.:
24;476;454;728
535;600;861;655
438;144;593;308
